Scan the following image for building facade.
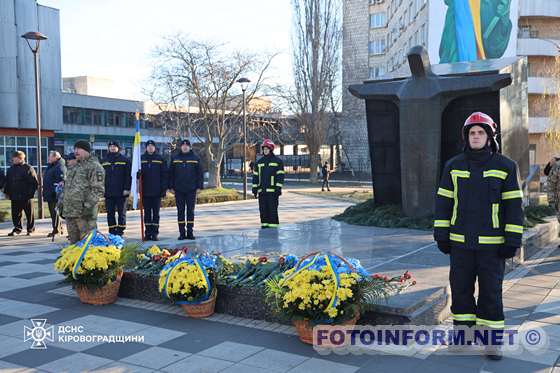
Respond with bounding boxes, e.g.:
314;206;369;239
0;0;61;173
342;0;560;174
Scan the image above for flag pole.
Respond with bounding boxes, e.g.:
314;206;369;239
139;172;145;241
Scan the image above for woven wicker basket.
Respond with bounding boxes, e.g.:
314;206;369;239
180;289;217;318
75;270;123;305
293;310;360;345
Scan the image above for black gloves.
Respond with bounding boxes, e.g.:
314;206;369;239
437;241;451;255
499;246;518;259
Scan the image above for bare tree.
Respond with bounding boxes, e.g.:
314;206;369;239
545;53;560;151
289;0;342;182
148;35;278;188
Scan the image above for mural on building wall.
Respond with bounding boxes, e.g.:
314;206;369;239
429;0;518;63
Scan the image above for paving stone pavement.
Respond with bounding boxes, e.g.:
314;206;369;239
0;192;560;372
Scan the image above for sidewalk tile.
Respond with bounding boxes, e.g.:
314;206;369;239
121;346;190;370
2;346;73;368
93;361;153;372
84;342;150;361
240;349;308;371
198;341;264;362
287;358;359;373
38;352;112;373
161;354;233;373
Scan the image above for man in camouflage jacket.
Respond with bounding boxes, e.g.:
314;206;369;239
60;141;105;243
548;158;560;220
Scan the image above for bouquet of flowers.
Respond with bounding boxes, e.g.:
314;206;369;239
265;252;415;343
158;253;218;315
134;246;188;275
54;230;123;290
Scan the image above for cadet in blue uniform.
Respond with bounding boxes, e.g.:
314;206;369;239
252;139;285;228
434;112;523;360
169;139;204;240
141;140;167;241
101;141;132;236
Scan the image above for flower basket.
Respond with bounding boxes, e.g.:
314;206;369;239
54;230;124;305
180;288;217;318
75;270;123;305
293;307;360;345
264;252;416;345
159;254;218;319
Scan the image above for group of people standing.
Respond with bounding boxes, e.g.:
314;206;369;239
1;137;285;244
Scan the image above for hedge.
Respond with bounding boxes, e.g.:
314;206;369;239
98;188;241;213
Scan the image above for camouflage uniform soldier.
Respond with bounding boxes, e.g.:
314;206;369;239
60;141;105;243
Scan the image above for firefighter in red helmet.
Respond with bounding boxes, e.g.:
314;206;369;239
434;112;523;360
252;139;285;228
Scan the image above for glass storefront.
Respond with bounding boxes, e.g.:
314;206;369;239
0;136;49;175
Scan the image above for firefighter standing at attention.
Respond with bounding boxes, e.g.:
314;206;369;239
101;141;132;236
252;139;285;228
169;139;204;240
433;112;524;360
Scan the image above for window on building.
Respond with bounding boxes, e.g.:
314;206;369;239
403;10;408;28
83;110;92;125
369;38;386;55
63;107;83;125
92;110;103;126
408;3;413;24
370;12;387;29
420;24;426;45
369;65;387;79
415;30;419;46
416;0;423;11
411;0;417;19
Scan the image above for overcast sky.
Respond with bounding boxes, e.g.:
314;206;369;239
38;0;293;100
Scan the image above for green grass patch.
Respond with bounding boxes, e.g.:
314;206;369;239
333;199;433;230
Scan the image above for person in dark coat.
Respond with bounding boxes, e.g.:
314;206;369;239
43;151;66;237
141;140;167;241
321;161;331;192
4;151;38;236
252;139;285;228
0;169;5;190
100;141;132;236
434;112;523;360
169;139;204;240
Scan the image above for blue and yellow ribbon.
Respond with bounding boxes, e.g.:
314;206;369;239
162;256;212;304
71;230;96;280
281;253;319;284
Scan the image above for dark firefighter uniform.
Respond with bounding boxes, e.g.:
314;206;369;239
434;112;523;358
101;142;132;236
252;139;285;228
169;140;204;239
141;140;167;240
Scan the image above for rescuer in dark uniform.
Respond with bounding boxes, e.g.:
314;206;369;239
434;112;524;360
252;139;285;228
101;141;132;236
141;140;167;241
169;139;204;240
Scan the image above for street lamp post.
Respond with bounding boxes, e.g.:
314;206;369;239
237;77;251;200
22;31;48;219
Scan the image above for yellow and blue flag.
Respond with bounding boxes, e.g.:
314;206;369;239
131;112;142;209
